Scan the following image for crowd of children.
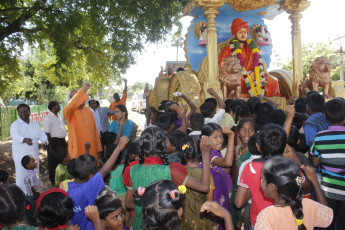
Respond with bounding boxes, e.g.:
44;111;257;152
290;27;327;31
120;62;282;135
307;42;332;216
1;87;345;230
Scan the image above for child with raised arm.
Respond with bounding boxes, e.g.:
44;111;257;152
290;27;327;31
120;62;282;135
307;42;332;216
201;88;226;125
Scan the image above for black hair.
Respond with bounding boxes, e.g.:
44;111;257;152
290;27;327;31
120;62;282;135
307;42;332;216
48;101;59;111
287;125;300;148
95;194;123;220
139;127;167;165
21;155;32;169
67;155;98;180
16;103;30;112
204;98;217;107
200;102;216;118
103;132;117;146
262;156;306;230
157;112;176;132
295;133;309;154
166;130;186;151
164;101;179;113
307;93;324;113
201;122;222;137
247;97;261;115
104;143;118;164
37;192;74;229
96;101;100;106
0;184;26;225
176;67;185;72
295;98;307;113
229;99;250;125
142;180;184;230
256;102;275;130
190;113;204;131
116;104;128;119
179;136;201;165
257;123;287;160
150;106;157;114
325;98;345;124
248;133;260;155
269;109;286;127
0;170;9;183
224;99;234;113
55;147;68;164
158;100;169;112
292;112;304;130
124;138;140;169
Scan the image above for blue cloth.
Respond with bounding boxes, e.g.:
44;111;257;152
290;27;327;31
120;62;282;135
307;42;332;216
108;120;135;138
68;172;105;230
96;107;115;132
304;112;330;147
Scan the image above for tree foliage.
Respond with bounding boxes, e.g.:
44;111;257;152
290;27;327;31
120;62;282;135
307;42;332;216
0;0;188;96
280;42;343;80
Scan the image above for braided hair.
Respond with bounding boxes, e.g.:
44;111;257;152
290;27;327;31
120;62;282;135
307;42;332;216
139;127;168;165
179;136;201;165
142;180;184;230
262;156;306;230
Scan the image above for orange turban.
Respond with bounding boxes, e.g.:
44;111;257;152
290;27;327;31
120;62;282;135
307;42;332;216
231;18;249;35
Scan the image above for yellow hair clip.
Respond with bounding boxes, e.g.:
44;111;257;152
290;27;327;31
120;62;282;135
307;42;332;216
295;218;304;226
181;144;190;150
178;185;187;194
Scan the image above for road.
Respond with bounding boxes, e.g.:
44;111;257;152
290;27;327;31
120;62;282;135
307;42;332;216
128;109;146;137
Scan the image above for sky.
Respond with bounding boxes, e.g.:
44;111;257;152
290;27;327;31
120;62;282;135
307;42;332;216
123;0;345;87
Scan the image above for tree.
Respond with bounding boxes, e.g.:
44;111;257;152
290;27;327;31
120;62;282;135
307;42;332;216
129;81;152;98
0;0;188;95
280;42;343;80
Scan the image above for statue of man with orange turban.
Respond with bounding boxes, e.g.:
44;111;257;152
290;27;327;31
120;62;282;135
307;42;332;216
219;18;280;98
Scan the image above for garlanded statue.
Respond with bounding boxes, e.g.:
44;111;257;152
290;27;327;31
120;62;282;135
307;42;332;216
299;56;333;98
219;18;280;98
219;57;242;99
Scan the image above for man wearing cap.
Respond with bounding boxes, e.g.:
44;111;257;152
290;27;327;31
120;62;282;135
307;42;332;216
219;18;280;97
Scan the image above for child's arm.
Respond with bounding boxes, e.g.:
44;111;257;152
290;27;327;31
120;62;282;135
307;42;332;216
201;201;234;230
100;136;128;178
176;93;197;120
185;135;211;193
283;105;295;138
84;141;91;155
85;205;102;230
257;94;278;108
114;123;123;145
234;187;251;208
170;104;187;133
31;186;39;199
211;127;234;168
207;88;225;109
301;165;328;206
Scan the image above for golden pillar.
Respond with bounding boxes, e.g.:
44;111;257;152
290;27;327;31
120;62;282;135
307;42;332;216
281;0;310;98
196;0;226;98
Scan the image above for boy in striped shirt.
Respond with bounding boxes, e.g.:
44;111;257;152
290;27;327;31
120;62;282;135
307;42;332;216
310;98;345;230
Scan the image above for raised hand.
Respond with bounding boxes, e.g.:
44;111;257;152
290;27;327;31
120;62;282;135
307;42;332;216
207;88;216;95
285;105;295;118
222;126;234;137
82;82;91;92
200;135;212;154
118;136;129;150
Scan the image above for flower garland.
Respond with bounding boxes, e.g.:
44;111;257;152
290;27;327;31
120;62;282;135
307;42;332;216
229;39;266;96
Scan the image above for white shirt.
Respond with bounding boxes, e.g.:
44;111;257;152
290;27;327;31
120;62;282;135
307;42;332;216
91;108;101;136
204;108;225;125
42;111;66;138
10;119;48;161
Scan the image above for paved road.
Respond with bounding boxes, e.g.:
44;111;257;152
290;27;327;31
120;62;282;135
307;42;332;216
128;109;146;137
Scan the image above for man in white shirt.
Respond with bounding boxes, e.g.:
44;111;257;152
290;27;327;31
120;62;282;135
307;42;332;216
10;104;48;193
89;99;101;136
42;101;67;186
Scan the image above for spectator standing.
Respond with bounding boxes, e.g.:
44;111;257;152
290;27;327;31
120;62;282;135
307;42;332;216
10;104;48;193
42;100;67;186
96;100;115;134
89;99;102;136
109;79;127;121
63;82;102;162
